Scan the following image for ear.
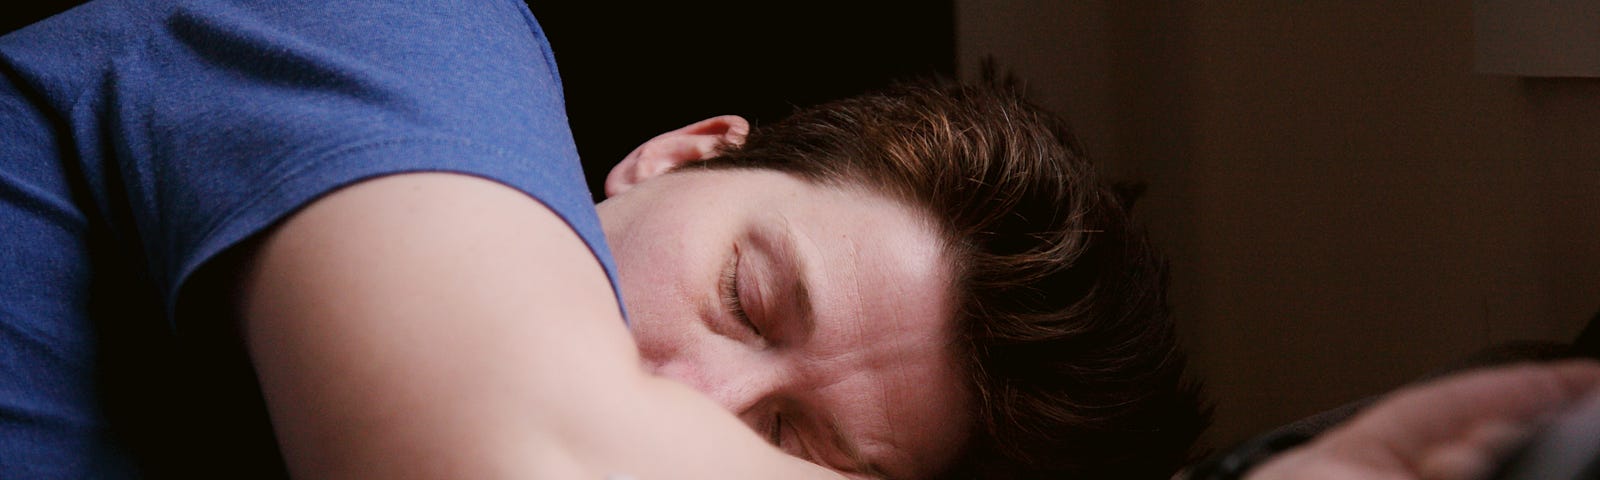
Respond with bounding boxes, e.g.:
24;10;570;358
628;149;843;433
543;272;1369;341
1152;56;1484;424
604;115;750;197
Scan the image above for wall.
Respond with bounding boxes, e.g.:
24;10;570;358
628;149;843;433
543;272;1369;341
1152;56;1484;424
958;0;1600;449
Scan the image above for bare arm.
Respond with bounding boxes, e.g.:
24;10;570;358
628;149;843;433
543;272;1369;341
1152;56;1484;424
236;173;840;479
1246;361;1600;480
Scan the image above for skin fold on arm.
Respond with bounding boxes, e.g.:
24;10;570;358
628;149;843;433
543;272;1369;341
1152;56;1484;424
234;172;843;479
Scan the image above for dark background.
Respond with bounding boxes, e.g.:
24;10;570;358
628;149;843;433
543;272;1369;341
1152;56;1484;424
525;1;955;200
0;2;78;34
4;1;956;200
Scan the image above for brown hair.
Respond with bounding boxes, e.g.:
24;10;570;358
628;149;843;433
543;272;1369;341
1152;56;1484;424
684;77;1210;479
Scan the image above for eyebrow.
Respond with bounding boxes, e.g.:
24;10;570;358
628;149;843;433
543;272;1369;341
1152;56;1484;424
760;219;815;340
764;219;886;477
820;412;887;478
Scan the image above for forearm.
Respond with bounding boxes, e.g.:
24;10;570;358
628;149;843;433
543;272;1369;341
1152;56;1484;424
237;173;836;479
1238;361;1600;480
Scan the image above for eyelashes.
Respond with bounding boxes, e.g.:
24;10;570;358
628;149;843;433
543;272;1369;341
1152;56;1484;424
721;245;760;335
722;247;784;448
769;412;784;447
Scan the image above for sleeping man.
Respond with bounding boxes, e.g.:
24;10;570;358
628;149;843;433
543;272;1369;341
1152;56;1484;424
1;1;1594;479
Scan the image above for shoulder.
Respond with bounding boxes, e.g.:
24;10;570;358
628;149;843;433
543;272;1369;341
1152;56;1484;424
233;172;846;479
237;172;631;477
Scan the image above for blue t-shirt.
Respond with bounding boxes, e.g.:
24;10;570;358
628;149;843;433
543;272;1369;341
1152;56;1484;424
0;1;621;477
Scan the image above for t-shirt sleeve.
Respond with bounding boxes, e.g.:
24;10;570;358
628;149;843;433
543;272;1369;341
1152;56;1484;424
71;0;618;322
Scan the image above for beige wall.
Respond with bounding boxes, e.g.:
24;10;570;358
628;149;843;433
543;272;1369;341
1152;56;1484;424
958;0;1600;449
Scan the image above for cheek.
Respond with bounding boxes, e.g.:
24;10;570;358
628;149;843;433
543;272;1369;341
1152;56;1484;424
608;201;746;371
614;219;699;317
615;224;716;365
622;277;698;369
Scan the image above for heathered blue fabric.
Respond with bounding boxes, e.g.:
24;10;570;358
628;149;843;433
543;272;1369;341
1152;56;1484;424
0;1;620;477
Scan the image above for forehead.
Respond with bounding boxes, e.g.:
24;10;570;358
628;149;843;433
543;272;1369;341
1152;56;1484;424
751;179;972;478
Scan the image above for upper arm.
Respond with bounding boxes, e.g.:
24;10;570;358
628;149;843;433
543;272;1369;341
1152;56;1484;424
236;173;841;479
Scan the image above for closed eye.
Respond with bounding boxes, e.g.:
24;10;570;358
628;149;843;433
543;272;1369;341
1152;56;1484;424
769;412;784;447
721;245;760;335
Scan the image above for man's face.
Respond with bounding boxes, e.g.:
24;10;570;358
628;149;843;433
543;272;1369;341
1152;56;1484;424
596;168;972;479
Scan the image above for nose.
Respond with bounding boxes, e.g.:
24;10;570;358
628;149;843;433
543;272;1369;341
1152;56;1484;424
650;353;786;418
